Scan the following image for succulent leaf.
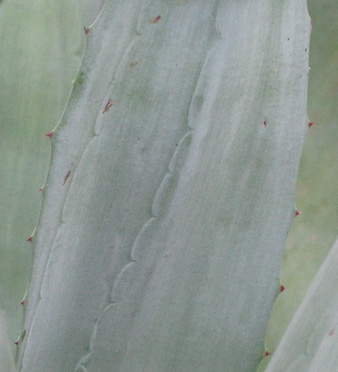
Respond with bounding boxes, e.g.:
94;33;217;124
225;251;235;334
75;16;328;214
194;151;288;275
0;0;103;360
264;237;338;371
18;1;311;371
258;1;338;362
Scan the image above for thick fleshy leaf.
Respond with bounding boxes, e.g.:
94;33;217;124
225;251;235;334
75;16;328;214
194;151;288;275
19;1;310;371
264;237;338;371
0;0;102;359
81;0;106;26
256;2;338;366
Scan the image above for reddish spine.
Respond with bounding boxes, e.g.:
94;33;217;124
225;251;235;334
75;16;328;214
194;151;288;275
151;15;161;23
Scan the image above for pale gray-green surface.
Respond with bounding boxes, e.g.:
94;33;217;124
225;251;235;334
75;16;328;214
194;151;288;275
0;311;15;372
278;0;338;343
19;1;311;371
256;3;338;370
0;0;103;364
0;0;84;353
264;237;338;371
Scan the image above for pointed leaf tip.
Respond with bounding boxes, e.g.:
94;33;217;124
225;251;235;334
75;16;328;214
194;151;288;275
27;236;33;243
45;131;54;139
84;26;90;35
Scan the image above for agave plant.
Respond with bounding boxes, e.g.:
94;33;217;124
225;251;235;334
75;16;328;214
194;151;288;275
2;0;336;371
0;0;103;368
264;237;338;371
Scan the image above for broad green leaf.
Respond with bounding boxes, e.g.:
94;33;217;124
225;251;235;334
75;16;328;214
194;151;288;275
19;1;310;371
264;237;338;371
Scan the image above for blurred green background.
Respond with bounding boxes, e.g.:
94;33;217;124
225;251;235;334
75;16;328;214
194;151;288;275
0;0;104;358
257;1;338;370
0;0;337;369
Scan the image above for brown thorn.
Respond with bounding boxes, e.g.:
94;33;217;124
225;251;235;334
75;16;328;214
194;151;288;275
103;99;114;114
